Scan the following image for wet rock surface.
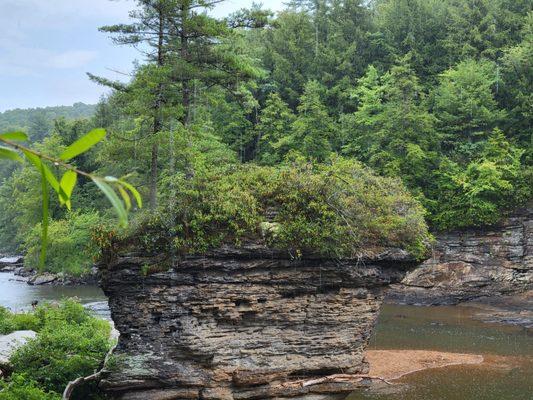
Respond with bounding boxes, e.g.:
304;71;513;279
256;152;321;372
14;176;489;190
99;246;419;400
465;291;533;329
0;256;23;272
13;266;99;286
388;205;532;306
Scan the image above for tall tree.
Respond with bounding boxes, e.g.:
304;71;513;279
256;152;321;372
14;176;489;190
444;0;529;62
291;80;335;161
350;56;438;189
255;92;296;164
262;10;316;108
433;59;506;153
499;12;533;145
342;65;384;158
93;0;259;207
373;0;450;79
93;0;176;207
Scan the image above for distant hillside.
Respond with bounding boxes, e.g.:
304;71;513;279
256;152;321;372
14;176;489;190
0;102;96;140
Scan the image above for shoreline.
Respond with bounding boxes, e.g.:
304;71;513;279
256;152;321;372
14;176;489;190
0;255;98;286
366;350;484;381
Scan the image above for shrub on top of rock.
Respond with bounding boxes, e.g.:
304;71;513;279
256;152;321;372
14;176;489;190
111;157;432;260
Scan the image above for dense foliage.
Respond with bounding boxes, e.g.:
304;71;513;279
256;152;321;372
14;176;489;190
0;375;60;400
0;300;112;398
128;159;430;259
0;0;531;273
23;212;101;276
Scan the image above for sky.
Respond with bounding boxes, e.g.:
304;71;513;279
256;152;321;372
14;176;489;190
0;0;285;112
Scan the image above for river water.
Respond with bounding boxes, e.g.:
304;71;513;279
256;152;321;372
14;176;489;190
348;303;533;400
0;271;531;399
0;271;109;318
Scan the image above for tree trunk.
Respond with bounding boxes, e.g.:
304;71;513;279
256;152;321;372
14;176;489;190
180;4;195;180
181;5;191;126
149;141;159;208
149;9;166;209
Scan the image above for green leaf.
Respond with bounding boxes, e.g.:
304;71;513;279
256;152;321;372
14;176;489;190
93;178;128;227
119;180;143;208
39;163;49;270
22;151;69;203
59;170;78;210
60;128;106;161
118;185;132;211
0;146;23;162
0;131;28;142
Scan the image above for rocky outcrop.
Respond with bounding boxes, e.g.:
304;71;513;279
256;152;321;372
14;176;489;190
0;255;23;272
11;267;99;286
0;330;36;371
99;245;419;400
388;205;532;305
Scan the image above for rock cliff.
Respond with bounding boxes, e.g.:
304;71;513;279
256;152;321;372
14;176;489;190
388;205;532;305
99;245;418;400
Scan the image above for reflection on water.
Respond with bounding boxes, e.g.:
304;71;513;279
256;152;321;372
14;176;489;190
0;272;109;318
347;304;533;400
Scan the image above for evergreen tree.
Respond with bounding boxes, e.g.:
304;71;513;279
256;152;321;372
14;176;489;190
292;81;335;161
255;92;296;164
262;11;316;108
342;65;383;158
434;59;506;153
370;56;438;183
499;13;533;145
444;0;529;62
373;0;450;79
93;0;259;206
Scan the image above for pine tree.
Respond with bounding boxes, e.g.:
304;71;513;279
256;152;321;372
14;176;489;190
292;81;334;161
434;59;506;150
499;13;532;145
255;92;296;164
367;56;438;188
92;0;259;207
342;65;383;159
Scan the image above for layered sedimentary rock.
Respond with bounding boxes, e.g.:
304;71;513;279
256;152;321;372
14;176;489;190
99;245;418;400
388;205;532;305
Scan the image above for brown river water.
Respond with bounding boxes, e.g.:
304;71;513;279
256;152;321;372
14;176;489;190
0;272;531;399
347;303;533;400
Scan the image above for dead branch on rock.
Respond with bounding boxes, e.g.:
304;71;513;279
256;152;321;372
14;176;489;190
300;373;394;387
62;343;116;400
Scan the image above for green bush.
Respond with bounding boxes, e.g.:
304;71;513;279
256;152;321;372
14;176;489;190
127;158;431;260
428;130;532;230
0;300;112;397
9;300;111;394
0;374;60;400
23;211;101;276
0;307;39;334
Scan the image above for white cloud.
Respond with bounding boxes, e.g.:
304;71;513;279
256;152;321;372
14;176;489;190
0;0;135;29
0;0;284;111
46;50;99;69
0;46;100;77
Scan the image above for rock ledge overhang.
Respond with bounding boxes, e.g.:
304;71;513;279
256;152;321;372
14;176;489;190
99;245;420;400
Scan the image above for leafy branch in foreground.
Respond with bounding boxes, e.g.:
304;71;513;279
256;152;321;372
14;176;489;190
0;129;142;268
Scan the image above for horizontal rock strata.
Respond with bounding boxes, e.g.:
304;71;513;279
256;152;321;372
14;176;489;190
388;205;532;305
99;246;418;400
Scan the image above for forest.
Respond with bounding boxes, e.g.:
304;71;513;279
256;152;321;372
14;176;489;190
0;0;531;276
